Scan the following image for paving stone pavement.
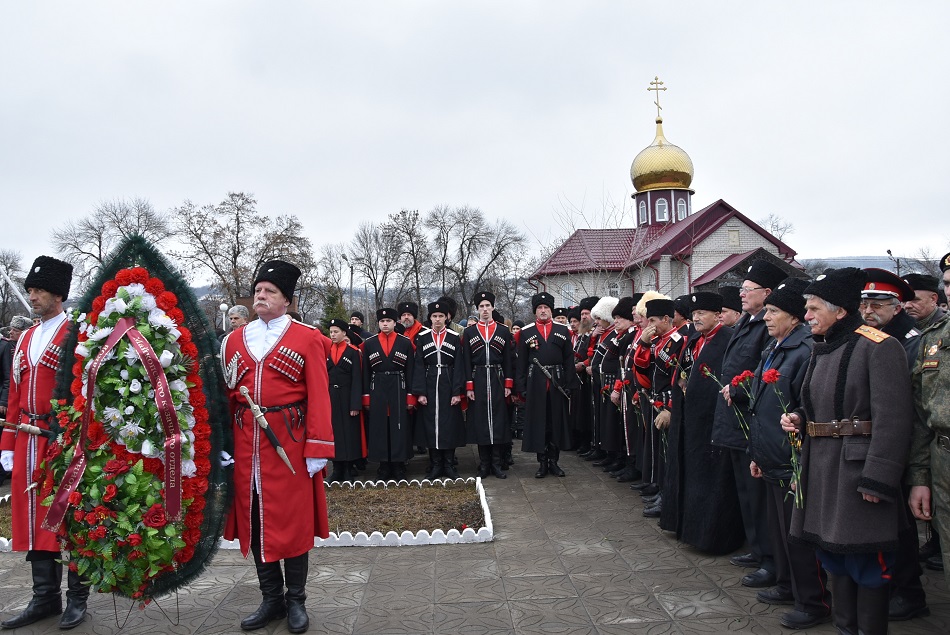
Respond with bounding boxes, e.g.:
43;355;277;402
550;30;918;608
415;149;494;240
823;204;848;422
0;447;947;634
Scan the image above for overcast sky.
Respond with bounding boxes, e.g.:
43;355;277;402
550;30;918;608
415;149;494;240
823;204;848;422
2;1;948;271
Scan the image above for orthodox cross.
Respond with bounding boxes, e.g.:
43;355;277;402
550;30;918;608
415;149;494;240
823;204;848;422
648;76;666;119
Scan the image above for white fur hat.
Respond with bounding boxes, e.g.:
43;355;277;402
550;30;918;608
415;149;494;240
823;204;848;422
590;296;619;321
635;291;669;317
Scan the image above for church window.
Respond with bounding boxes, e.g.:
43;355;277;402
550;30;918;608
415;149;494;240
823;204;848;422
562;283;577;305
638;200;647;225
677;199;687;220
655;199;669;222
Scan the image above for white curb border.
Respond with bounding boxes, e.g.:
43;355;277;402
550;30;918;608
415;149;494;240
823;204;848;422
0;478;493;552
219;476;493;549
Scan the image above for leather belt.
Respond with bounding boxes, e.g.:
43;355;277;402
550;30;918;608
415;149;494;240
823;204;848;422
20;409;52;422
475;364;501;368
806;419;872;438
937;434;950;453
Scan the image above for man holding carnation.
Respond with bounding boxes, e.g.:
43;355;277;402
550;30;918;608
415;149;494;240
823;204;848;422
221;260;334;634
1;256;92;630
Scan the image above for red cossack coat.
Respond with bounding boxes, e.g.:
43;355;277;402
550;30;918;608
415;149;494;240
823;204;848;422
1;321;69;552
221;320;334;562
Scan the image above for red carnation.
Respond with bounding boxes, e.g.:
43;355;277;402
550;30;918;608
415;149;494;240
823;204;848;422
103;459;130;477
182;342;199;360
167;308;185;324
128;533;142;546
102;484;118;502
174;546;195;564
101;280;119;298
68;561;78;572
68;491;82;506
73;510;84;522
91;296;106;313
189;390;206;408
85;512;98;524
143;503;167;528
194;439;212;456
183;528;201;545
129;267;148;284
156;291;178;311
88;421;109;450
185;513;204;530
47;442;62;460
189;496;206;513
86;311;99;326
72;361;83;377
145;278;165;295
142;458;164;477
195;459;211;478
70;378;84;397
761;369;781;384
115;269;133;286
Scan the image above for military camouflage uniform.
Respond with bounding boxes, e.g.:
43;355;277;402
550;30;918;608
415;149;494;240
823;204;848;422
908;311;950;586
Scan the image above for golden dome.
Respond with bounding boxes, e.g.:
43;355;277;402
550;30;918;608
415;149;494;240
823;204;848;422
630;117;694;192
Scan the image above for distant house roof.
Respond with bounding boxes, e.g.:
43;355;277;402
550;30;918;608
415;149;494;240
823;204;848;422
532;227;641;277
692;247;805;288
531;199;797;279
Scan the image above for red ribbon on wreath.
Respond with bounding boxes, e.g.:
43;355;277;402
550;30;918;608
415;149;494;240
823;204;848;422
45;317;182;530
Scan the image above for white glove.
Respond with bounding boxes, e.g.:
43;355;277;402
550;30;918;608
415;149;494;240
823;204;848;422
0;451;13;472
220;450;234;468
306;458;327;477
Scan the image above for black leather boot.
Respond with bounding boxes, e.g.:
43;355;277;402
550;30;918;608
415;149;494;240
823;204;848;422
535;452;548;478
1;558;62;629
59;569;89;630
856;584;890;635
490;446;507;479
548;445;565;477
425;450;445;480
327;461;345;483
830;574;859;635
477;445;491;478
443;450;460;479
284;554;310;634
241;558;286;630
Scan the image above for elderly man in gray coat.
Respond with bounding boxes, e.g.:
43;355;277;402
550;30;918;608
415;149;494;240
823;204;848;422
782;267;913;635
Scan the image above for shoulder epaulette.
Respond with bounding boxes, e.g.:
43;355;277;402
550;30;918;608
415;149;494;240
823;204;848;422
522;322;536;329
906;328;920;339
855;324;890;343
291;319;317;330
418;328;431;336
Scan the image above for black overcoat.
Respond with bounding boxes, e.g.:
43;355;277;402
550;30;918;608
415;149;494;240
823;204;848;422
327;342;364;461
459;322;514;445
411;329;465;449
516;321;579;452
362;332;415;462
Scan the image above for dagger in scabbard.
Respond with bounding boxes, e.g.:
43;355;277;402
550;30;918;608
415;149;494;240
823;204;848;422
1;421;56;440
239;386;297;475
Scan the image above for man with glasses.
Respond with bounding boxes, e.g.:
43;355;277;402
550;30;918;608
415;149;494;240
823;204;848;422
712;259;787;589
860;269;930;622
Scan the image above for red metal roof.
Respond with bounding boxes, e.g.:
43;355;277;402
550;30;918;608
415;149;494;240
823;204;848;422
532;228;640;276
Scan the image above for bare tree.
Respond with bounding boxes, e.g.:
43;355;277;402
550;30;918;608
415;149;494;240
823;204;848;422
903;247;942;277
0;250;29;326
424;206;526;309
802;258;830;279
757;213;795;241
348;221;404;311
384;209;433;308
171;192;315;308
49;198;173;292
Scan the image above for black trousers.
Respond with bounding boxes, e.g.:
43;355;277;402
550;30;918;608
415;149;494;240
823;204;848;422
766;480;830;614
890;483;926;603
730;448;773;568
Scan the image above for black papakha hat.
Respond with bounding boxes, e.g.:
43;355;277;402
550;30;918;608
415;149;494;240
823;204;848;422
631;292;644;305
327;318;349;331
473;290;495;306
24;255;73;301
567;307;581;321
436;296;457;318
765;277;809;321
673;295;691;319
512;319;525;328
397;301;419;318
646;298;676;319
531;292;555;311
492;309;505;323
578;296;600;312
347;324;363;346
804;267;867;314
553;307;568;318
720;286;742;312
903;273;939;294
862;268;915;302
427;300;449;317
377;307;398;321
744;260;786;291
612;296;636;319
689;292;722;314
350;310;365;323
254;260;301;302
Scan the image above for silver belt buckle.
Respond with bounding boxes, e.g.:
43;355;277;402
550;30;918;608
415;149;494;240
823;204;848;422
938;435;950;453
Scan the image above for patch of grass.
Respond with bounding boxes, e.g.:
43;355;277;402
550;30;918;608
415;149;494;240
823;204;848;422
0;481;487;540
325;480;484;535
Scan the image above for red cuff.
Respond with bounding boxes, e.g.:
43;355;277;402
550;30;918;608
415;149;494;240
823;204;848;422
362;395;370;408
407;394;417;407
465;381;474;391
504;378;513;389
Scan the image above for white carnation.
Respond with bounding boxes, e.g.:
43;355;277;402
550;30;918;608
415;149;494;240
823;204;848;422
75;343;90;358
181;460;197;478
124;283;145;297
140;294;157;312
148;308;175;329
105;296;128;316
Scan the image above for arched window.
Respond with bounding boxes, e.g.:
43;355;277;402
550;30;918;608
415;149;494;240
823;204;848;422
677;198;687;220
655;199;669;222
638;200;648;225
